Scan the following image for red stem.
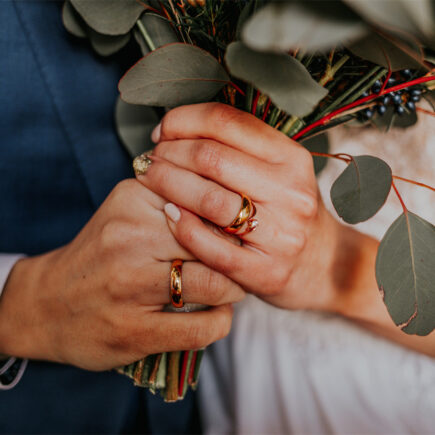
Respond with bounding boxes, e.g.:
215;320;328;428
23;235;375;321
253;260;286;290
262;98;272;121
416;107;435;117
229;82;245;97
252;90;260;115
292;75;435;140
393;175;435;192
178;351;190;398
392;180;408;213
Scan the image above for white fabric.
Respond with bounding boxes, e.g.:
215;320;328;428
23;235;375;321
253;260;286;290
199;114;435;434
0;254;25;298
0;254;27;390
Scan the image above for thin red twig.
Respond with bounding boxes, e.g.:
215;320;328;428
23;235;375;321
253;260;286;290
416;107;435;117
262;98;272;121
393;175;435;192
229;82;245;97
292;75;435;140
309;151;351;163
392;180;408;213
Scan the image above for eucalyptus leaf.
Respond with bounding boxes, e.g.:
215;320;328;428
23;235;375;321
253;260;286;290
62;1;87;38
372;106;417;131
243;2;367;53
225;42;328;117
330;155;392;224
301;133;329;175
115;97;159;157
71;0;145;35
133;13;178;55
119;43;230;107
344;0;434;48
348;31;427;71
89;29;130;57
376;212;435;336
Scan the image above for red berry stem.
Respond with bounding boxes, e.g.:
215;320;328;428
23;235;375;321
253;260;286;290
292;75;435;141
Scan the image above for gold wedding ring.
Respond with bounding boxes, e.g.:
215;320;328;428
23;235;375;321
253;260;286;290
170;259;184;309
222;193;258;236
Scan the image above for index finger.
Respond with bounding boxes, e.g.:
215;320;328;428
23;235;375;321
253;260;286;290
152;103;304;164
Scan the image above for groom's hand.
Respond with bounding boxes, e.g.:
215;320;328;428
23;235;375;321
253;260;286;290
0;179;243;371
135;103;354;313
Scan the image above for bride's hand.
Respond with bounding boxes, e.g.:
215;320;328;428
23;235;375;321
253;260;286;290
135;103;346;312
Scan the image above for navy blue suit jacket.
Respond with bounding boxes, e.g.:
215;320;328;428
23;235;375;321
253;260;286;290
0;1;198;432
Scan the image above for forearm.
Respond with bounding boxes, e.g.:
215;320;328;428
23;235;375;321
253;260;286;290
329;217;435;357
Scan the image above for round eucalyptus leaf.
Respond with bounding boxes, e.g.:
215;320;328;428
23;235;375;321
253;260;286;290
330;155;392;224
133;13;178;55
376;212;435;336
348;32;427;71
119;43;230;107
225;42;328;117
89;29;131;57
62;1;87;38
243;2;367;53
71;0;145;35
115;97;159;158
301;133;329;175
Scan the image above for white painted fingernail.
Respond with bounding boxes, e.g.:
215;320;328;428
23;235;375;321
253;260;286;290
164;203;181;223
151;123;161;143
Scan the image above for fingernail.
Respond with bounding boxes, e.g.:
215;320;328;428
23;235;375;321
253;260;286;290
164;203;181;223
151;123;161;143
132;152;152;176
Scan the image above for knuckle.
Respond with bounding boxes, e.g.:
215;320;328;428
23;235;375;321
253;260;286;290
298;190;318;219
193;141;224;176
267;267;290;295
186;323;209;349
210;103;243;128
199;187;227;219
200;269;226;304
99;220;122;253
215;309;233;340
292;230;308;253
210;250;238;276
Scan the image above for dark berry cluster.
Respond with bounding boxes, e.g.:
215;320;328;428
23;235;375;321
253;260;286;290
359;69;423;121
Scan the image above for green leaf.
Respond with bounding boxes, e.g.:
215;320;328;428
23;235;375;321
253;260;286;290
376;212;435;336
71;0;144;35
242;2;367;53
330;155;392;224
119;43;230;107
89;29;130;57
372;105;417;131
133;13;178;55
62;1;87;38
301;133;329;175
344;0;434;48
225;42;328;117
115;97;159;158
348;31;427;71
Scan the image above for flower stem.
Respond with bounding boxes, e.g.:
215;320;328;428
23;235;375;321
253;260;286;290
136;19;156;51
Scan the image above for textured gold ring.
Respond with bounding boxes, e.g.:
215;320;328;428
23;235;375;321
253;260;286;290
170;259;184;309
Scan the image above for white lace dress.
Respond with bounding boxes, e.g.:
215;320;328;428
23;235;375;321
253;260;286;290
198;113;435;434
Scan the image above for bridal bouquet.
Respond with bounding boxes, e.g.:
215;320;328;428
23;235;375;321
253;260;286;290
63;0;435;401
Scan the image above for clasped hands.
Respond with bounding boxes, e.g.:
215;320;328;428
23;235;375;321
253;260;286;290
0;103;357;371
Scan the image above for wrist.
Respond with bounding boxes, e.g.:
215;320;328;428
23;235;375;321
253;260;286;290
0;252;59;361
